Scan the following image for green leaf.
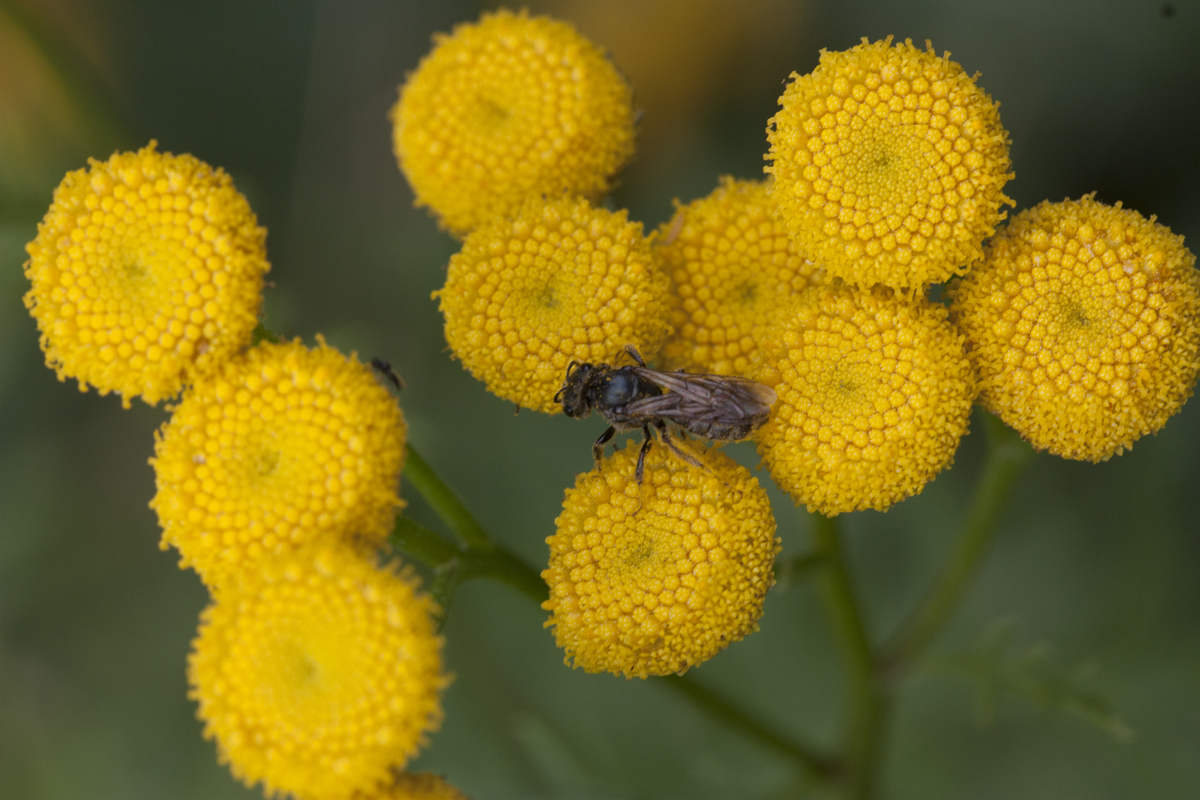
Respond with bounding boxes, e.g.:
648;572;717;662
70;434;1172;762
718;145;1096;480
250;321;281;345
924;620;1134;743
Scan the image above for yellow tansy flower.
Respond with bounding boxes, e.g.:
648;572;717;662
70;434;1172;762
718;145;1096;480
187;545;446;800
949;195;1200;461
359;773;472;800
434;196;670;413
23;142;268;407
752;286;976;515
767;38;1012;290
543;440;779;678
392;9;636;237
656;176;824;375
151;337;406;587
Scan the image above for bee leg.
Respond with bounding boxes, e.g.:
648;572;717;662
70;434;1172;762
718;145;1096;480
658;423;710;474
369;358;405;392
593;426;616;468
634;424;655;483
623;344;647;367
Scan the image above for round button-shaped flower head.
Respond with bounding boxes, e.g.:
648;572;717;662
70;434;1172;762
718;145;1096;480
656;177;824;376
151;337;406;587
22;142;268;407
434;196;670;413
392;9;637;237
543;440;779;678
767;38;1013;291
752;285;976;515
949;195;1200;461
187;545;446;800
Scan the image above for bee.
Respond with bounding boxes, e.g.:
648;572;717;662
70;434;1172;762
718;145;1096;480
555;345;777;482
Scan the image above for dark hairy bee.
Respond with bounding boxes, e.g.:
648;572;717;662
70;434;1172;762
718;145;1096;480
554;345;777;482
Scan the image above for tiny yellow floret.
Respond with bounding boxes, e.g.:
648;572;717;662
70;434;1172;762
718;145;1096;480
392;9;637;236
949;195;1200;461
656;177;824;375
434;196;670;413
543;440;779;678
767;38;1012;290
188;545;446;800
151;337;406;587
23;142;268;406
752;286;976;514
360;773;473;800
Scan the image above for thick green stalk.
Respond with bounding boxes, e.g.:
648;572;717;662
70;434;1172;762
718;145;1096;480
879;413;1034;677
773;550;826;589
457;544;549;603
391;515;461;566
812;513;886;800
389;516;548;606
402;444;493;550
390;463;833;781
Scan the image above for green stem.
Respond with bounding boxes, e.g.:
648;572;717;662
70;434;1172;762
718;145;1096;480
391;515;460;566
457;544;549;604
660;674;840;780
879;413;1034;678
812;513;886;800
394;444;839;783
391;484;831;782
388;516;548;605
774;550;826;589
403;444;493;550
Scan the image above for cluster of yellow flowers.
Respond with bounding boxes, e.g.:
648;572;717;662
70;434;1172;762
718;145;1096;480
22;6;1200;790
394;10;786;677
393;14;1199;675
24;146;460;799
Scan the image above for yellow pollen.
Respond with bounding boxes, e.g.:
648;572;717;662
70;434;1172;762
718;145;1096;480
373;772;474;800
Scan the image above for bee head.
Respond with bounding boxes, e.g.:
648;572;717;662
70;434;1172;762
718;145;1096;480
556;361;596;418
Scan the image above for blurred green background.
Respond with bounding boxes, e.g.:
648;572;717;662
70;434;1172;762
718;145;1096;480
1;1;1198;798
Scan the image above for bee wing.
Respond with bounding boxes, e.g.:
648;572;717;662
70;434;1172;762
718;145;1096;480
625;368;777;429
